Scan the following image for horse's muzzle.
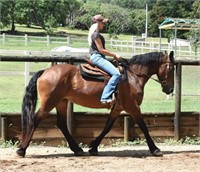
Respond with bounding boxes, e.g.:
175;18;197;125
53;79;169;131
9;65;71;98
162;86;174;95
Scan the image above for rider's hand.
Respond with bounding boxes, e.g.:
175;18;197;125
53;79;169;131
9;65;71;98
114;54;122;61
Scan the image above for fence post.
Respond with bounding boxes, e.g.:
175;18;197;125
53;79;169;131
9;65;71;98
1;117;7;141
0;114;1;139
25;34;28;46
67;37;70;46
199;113;200;136
67;102;73;135
24;51;30;87
2;33;5;45
67;58;74;135
47;35;50;47
174;62;182;140
142;42;144;53
124;116;130;142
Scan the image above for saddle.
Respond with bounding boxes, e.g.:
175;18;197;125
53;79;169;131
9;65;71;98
79;58;127;82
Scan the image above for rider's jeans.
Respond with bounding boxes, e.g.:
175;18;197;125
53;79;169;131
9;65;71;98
90;53;121;101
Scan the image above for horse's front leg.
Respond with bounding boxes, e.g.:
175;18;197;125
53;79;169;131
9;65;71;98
89;107;121;155
133;110;162;156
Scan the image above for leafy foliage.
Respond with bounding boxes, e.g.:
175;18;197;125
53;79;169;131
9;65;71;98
148;0;195;37
189;0;200;55
0;0;82;34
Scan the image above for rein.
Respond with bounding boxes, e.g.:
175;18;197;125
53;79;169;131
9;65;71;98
141;73;167;86
130;70;167;86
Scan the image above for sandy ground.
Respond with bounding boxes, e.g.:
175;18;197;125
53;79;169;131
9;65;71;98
0;145;200;172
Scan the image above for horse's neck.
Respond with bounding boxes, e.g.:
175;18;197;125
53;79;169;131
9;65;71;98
130;64;158;87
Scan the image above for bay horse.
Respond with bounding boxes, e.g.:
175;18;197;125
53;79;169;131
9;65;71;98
16;51;174;157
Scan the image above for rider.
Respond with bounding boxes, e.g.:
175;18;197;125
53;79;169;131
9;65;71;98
88;14;122;104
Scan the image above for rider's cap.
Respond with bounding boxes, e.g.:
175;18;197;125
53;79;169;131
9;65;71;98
92;14;109;23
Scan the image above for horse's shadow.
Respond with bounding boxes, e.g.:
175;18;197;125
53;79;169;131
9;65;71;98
29;149;200;159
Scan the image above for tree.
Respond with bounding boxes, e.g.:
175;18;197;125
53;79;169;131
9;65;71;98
1;0;82;34
148;0;195;37
0;0;17;33
190;0;200;18
15;0;37;28
74;2;145;37
131;9;146;35
85;0;156;9
0;0;10;29
190;0;200;58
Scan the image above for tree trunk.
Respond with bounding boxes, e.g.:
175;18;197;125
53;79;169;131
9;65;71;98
11;19;15;33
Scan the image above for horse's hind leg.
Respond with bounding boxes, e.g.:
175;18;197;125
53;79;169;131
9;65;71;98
56;100;84;156
17;109;47;157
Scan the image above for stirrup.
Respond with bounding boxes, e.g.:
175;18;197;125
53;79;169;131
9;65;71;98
112;92;116;102
101;99;114;105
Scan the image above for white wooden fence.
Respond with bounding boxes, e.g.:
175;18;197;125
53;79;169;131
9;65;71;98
0;33;199;59
0;33;88;48
110;39;197;59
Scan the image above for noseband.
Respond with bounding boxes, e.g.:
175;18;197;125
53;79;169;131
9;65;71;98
152;61;173;87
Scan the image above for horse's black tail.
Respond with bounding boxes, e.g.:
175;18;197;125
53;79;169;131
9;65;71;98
21;70;45;135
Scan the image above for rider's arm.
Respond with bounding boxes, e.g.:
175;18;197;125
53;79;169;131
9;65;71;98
95;38;121;61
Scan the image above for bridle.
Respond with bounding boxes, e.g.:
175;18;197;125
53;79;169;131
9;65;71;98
151;61;174;87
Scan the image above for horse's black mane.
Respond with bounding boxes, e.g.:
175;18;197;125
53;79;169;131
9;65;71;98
128;52;163;65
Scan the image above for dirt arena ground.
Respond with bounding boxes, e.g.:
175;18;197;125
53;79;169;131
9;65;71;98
0;144;200;172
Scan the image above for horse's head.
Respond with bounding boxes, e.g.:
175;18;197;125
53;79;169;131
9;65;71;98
157;51;174;95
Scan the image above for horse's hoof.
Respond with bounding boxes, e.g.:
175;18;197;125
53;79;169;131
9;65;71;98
74;150;85;156
16;148;26;157
152;149;163;157
89;149;98;156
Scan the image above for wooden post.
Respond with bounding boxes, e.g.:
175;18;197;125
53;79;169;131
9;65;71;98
1;117;7;141
2;33;5;45
67;58;74;135
67;102;73;135
124;116;130;142
67;37;70;46
24;51;30;87
199;113;200;136
47;35;50;47
25;34;28;46
174;62;182;140
0;114;1;138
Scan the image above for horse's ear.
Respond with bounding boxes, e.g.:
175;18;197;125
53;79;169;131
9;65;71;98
169;51;174;62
